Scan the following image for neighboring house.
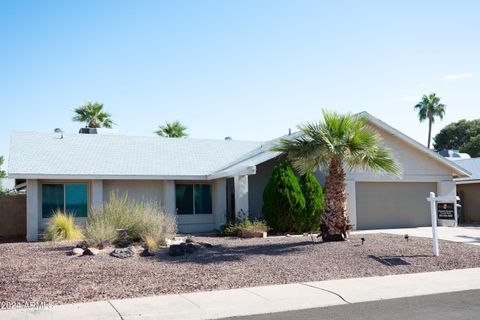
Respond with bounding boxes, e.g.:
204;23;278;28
455;158;480;224
8;112;469;241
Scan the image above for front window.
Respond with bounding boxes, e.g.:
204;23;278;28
42;183;88;218
175;184;212;214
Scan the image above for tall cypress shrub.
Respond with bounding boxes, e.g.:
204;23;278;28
300;172;324;232
262;161;306;232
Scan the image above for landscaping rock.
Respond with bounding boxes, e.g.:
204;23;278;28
168;244;186;256
197;241;213;248
83;247;99;256
116;239;133;248
184;237;213;248
133;245;145;254
111;246;135;259
76;242;88;250
168;243;201;256
140;248;156;257
72;248;84;256
185;243;199;254
166;238;184;246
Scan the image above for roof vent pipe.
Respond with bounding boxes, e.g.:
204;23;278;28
53;128;64;139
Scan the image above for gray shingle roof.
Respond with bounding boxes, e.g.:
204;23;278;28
455;158;480;182
8;132;264;179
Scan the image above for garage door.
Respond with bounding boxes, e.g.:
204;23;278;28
356;182;436;230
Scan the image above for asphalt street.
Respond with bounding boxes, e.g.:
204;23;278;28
223;290;480;320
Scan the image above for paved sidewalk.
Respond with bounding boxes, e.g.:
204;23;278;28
353;226;480;245
2;268;480;320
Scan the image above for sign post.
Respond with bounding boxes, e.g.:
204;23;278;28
428;192;440;257
426;192;460;257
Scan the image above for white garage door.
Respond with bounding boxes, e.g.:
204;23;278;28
356;182;436;230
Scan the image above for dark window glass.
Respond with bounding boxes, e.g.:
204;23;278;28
176;184;194;214
65;184;88;217
42;184;64;218
195;184;212;214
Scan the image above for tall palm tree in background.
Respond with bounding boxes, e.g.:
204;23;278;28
72;102;114;128
414;93;446;149
155;120;188;138
273;110;400;241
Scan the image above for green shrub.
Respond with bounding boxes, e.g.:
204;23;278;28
85;193;177;248
221;219;269;236
262;161;306;232
43;211;84;241
300;172;324;232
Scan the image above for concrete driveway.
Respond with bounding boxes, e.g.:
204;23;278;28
353;226;480;246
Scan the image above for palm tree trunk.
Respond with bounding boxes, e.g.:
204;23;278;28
319;157;352;241
88;119;98;128
427;118;432;149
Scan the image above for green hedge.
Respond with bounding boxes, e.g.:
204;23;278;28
300;172;324;232
262;161;324;233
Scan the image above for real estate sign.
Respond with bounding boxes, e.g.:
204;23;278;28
437;203;455;220
428;193;459;257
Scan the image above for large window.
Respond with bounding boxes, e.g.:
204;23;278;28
175;184;212;214
42;183;88;218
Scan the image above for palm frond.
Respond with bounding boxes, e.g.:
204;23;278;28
155;120;188;138
72;102;115;128
414;93;446;123
272;110;400;176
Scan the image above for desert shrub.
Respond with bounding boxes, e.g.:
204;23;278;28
85;193;177;248
262;161;306;232
144;235;158;251
83;216;117;247
221;219;269;236
300;172;324;232
43;211;84;241
136;201;177;246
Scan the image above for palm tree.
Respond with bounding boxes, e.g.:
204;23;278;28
155;120;188;138
414;93;446;149
273;110;400;241
72;102;114;128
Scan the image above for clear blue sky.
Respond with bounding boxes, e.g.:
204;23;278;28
1;0;479;170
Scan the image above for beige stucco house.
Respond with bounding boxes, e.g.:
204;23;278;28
8;112;469;241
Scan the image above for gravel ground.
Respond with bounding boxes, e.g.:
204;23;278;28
1;233;480;307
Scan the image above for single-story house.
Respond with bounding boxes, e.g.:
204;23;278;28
8;112;469;241
455;158;480;224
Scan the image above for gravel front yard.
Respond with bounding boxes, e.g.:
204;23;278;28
1;233;480;307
